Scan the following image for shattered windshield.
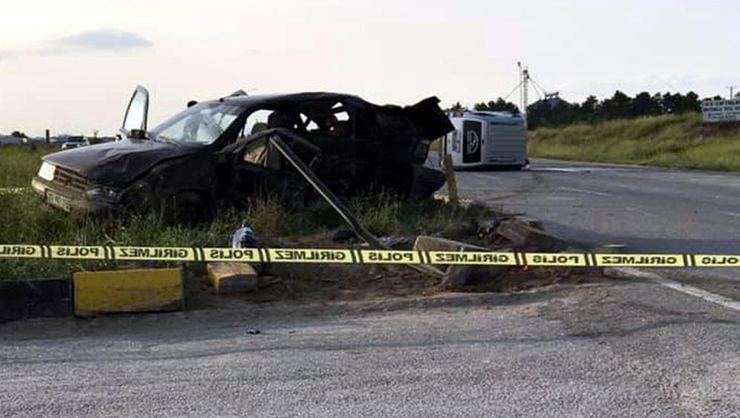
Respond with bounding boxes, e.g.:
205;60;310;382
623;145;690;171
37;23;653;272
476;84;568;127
150;103;243;145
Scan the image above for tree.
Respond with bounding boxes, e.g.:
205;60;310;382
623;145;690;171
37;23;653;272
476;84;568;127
10;130;26;138
450;101;464;112
601;90;632;119
682;91;701;113
630;92;661;117
459;88;706;129
474;97;520;113
578;95;599;122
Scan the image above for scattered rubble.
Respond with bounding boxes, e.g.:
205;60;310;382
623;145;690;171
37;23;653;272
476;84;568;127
495;219;568;252
194;200;598;303
413;235;512;289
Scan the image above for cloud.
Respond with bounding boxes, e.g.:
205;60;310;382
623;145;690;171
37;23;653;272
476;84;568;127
0;29;151;60
55;29;152;51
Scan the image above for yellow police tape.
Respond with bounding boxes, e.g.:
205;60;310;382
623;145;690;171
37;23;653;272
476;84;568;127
3;244;740;268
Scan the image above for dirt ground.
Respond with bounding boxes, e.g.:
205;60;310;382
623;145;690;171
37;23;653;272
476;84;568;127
186;260;603;310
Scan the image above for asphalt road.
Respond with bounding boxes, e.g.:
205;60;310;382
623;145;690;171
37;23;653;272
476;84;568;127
1;283;739;417
455;159;740;254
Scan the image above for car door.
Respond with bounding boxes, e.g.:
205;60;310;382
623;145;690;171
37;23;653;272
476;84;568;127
121;86;150;137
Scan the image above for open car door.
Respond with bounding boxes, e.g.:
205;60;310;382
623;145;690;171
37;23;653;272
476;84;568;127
121;85;150;137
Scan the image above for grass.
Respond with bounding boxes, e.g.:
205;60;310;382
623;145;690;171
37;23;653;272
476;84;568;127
0;146;482;280
527;112;740;171
0;145;52;188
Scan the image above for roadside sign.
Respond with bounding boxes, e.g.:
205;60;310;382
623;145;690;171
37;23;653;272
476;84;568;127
701;98;740;123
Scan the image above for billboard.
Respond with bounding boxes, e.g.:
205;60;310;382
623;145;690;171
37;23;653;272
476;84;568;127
702;98;740;123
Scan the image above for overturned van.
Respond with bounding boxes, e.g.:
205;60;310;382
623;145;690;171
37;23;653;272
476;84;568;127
441;110;527;169
31;87;453;223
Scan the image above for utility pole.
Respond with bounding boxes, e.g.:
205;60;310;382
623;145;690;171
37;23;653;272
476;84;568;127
518;62;530;124
727;85;738;99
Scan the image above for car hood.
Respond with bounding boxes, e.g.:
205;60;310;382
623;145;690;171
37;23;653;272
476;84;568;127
43;139;202;187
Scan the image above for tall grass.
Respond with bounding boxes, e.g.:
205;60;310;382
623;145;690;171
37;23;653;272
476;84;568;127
527;113;740;171
0;145;51;187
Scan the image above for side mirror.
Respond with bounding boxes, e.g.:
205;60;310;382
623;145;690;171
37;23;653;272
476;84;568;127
122;86;150;133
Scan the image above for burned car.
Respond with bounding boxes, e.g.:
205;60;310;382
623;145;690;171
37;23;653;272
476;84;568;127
32;87;453;223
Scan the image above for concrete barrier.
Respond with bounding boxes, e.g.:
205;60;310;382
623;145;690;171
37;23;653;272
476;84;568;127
73;268;184;316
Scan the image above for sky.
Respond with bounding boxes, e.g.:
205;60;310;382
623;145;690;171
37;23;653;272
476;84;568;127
0;0;738;136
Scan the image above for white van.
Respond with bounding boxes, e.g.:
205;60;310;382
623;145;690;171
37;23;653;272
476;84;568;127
441;110;527;169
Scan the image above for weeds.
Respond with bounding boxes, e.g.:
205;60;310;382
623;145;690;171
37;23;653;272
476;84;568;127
527;112;740;171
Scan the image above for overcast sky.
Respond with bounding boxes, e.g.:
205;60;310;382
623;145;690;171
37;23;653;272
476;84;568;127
1;0;738;136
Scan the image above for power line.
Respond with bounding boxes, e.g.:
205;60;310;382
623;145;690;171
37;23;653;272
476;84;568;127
503;81;523;101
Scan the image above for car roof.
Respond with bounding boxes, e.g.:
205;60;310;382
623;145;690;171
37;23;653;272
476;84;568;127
214;92;366;109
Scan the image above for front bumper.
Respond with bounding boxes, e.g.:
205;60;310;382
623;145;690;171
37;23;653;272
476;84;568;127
31;176;118;214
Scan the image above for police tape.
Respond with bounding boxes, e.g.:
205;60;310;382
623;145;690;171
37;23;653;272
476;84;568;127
2;244;740;267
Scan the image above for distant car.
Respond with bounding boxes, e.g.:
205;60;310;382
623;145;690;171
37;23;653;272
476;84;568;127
32;86;453;224
60;137;89;150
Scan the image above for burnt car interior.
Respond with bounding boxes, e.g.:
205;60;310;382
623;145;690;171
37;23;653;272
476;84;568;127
220;95;452;206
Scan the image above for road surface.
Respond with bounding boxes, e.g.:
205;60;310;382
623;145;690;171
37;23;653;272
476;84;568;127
456;159;740;254
1;283;739;417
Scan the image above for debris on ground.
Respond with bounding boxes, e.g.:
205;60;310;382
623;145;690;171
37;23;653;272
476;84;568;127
413;235;511;289
207;262;259;294
187;198;601;308
376;236;413;249
231;226;260;248
476;214;501;237
493;219;568;252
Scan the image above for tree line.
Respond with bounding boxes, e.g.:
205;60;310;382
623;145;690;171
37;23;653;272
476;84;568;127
453;90;712;129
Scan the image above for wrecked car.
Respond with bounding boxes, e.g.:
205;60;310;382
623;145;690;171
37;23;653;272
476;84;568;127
31;86;454;223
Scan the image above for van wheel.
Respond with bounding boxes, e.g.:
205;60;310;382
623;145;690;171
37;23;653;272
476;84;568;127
163;192;213;225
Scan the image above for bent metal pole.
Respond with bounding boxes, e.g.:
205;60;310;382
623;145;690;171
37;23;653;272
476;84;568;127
269;131;446;279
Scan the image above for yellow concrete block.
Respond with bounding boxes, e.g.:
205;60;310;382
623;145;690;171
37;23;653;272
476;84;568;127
207;262;258;293
73;268;184;316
